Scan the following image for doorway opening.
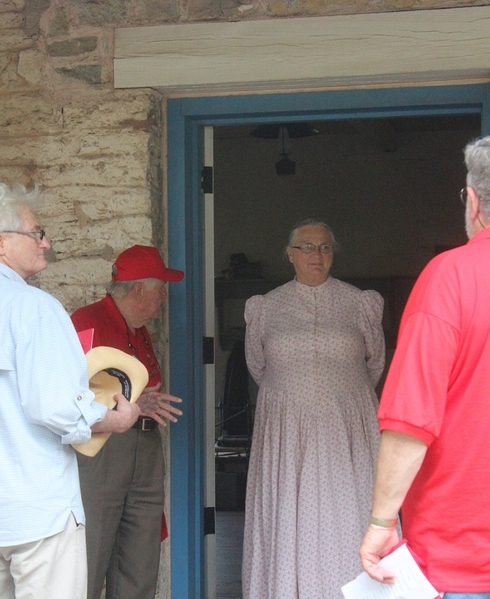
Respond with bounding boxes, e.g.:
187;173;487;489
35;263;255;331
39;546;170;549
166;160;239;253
212;113;480;598
167;84;489;599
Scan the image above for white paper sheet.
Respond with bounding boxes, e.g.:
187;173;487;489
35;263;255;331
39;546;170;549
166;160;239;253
341;542;440;599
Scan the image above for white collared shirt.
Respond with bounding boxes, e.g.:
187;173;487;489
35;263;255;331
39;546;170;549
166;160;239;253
0;263;107;545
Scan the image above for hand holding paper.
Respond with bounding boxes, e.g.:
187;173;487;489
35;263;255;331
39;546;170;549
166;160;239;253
342;542;440;599
360;524;399;583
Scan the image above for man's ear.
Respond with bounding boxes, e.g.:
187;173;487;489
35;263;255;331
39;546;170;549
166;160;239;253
131;281;144;297
467;186;481;222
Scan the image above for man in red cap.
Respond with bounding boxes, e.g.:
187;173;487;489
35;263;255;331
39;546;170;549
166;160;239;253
71;245;184;599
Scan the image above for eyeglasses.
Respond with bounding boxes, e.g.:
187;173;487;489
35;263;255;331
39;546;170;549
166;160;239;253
0;229;46;241
290;243;333;254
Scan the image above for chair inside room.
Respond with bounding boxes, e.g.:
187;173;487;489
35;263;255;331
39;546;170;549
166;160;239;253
215;339;254;472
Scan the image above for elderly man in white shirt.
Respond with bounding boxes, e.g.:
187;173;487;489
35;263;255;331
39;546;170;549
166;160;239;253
0;182;141;599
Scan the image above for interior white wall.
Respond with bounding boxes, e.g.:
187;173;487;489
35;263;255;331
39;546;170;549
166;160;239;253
212;121;478;425
215;126;473;279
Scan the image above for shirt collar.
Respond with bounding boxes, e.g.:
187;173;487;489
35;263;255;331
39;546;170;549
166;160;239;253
467;227;490;245
101;293;130;329
0;262;27;284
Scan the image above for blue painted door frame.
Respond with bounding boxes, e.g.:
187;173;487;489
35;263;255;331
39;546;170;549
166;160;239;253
167;83;490;598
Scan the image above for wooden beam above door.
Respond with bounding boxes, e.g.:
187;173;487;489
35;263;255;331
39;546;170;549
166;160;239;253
114;6;490;96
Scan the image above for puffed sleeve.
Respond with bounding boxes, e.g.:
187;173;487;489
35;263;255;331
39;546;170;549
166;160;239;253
359;290;385;387
244;294;266;386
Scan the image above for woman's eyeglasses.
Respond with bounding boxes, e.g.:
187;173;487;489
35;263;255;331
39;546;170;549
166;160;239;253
290;243;333;254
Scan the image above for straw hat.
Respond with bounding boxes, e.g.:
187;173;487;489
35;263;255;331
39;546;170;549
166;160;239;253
72;346;149;457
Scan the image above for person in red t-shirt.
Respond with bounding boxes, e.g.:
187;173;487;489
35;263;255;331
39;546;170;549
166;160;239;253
71;245;184;599
360;136;490;599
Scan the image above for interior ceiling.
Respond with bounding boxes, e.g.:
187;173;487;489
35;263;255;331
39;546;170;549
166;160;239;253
214;114;481;139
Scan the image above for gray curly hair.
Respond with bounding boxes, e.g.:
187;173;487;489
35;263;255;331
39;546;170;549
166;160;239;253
464;136;490;219
0;182;42;231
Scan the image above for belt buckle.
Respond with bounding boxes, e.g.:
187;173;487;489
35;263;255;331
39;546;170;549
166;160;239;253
141;417;153;431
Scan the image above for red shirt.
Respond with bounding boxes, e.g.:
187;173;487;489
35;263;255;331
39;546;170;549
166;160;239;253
71;294;169;541
378;227;490;592
71;294;161;389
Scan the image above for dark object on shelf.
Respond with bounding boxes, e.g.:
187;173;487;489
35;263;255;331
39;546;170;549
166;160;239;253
217;435;250;447
221;253;263;281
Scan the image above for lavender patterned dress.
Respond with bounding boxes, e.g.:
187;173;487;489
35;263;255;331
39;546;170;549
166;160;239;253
242;277;385;599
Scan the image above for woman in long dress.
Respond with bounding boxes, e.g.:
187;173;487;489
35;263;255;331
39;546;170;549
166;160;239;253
242;219;385;599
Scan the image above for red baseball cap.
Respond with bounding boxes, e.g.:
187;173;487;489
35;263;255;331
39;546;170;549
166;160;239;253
111;245;184;283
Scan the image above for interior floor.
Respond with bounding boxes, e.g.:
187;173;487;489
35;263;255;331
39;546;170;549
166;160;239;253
216;510;245;599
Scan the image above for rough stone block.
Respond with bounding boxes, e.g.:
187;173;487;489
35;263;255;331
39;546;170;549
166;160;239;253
0;11;23;29
40;281;107;313
17;49;45;86
55;65;102;85
75;130;149;157
49;215;153;257
0;29;34;52
1;135;71;164
127;0;179;22
39;152;149;187
23;0;50;36
48;6;70;37
73;190;151;221
60;94;151;130
0;94;62;134
0;167;32;185
0;1;24;14
72;0;128;27
38;256;112;286
47;36;98;57
0;30;32;52
0;52;22;87
1;129;149;168
38;186;151;220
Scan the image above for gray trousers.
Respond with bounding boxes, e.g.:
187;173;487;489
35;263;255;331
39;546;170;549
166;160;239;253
77;427;165;599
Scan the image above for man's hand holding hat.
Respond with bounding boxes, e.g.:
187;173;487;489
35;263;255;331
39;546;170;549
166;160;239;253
72;344;149;456
92;393;141;433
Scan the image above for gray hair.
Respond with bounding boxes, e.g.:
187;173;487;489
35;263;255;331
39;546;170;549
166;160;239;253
107;277;161;299
0;182;42;231
287;218;339;251
464;136;490;219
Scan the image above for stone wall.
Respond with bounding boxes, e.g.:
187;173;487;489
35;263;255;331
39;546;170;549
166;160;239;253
2;0;490;597
0;1;171;595
2;0;488;305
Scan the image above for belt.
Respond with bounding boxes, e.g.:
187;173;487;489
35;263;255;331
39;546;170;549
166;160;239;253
132;417;157;431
